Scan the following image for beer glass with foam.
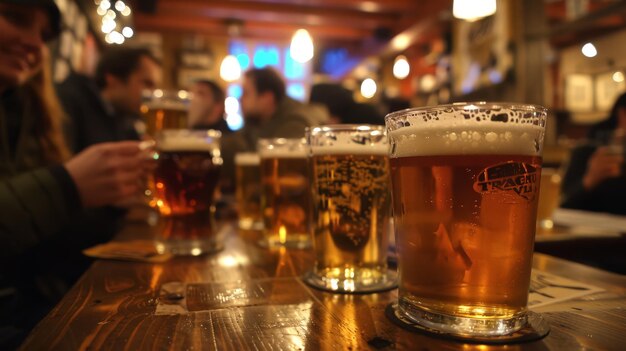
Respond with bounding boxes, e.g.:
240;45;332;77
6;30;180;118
386;103;547;337
152;129;223;255
141;90;189;137
235;152;263;230
258;138;311;248
304;125;397;293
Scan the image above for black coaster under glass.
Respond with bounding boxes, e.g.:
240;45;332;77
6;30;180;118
303;270;397;294
385;303;550;344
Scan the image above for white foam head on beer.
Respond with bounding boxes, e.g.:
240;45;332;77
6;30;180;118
388;113;544;157
235;152;261;165
258;139;307;158
310;138;388;156
309;126;388;155
158;134;219;152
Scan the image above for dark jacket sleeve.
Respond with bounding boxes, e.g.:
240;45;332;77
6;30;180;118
560;145;596;210
0;167;80;260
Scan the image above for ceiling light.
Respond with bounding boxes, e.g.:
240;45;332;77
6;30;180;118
290;29;314;63
360;78;377;99
220;55;242;82
581;43;597;57
393;55;410;79
612;71;624;83
453;0;496;21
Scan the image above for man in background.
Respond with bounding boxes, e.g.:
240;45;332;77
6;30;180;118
221;67;323;191
57;47;161;152
188;79;232;134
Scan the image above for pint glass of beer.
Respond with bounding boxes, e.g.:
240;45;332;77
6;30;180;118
386;103;547;337
304;125;397;293
152;129;223;255
141;90;189;137
258;138;311;248
235;152;263;230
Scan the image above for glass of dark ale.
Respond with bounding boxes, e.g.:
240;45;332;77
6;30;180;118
258;138;311;248
152;129;223;255
304;125;397;293
386;103;547;337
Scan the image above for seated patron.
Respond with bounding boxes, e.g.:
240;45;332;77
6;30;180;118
561;92;626;215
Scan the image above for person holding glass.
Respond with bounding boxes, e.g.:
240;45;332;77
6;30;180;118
0;1;151;346
561;92;626;215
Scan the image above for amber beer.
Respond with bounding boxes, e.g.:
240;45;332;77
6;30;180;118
305;125;396;293
386;103;547;337
153;130;222;255
235;153;263;230
259;138;310;248
141;91;188;137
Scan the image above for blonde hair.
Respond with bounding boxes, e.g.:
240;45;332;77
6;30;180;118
23;50;71;163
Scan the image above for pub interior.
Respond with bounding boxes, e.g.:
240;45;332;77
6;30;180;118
1;0;626;350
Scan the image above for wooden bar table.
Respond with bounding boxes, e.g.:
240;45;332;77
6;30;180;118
21;218;626;350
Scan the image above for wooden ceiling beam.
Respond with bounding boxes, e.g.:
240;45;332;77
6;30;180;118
134;13;372;41
156;0;400;29
158;0;420;14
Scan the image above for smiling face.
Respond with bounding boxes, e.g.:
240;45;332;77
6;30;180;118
0;4;52;91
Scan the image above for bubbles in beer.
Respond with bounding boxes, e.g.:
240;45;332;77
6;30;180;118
313;152;389;251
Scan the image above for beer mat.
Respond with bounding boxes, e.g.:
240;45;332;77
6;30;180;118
385;303;550;344
528;270;604;309
302;270;398;294
83;240;172;263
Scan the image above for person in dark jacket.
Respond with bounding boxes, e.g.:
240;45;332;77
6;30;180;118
0;1;151;347
561;92;626;215
57;47;161;153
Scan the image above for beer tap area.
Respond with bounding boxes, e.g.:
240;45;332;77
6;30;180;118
5;0;626;350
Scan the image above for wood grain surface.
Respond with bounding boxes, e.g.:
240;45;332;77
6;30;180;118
20;219;626;350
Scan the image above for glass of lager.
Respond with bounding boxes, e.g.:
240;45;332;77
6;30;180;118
235;152;263;230
141;89;189;138
304;125;397;293
152;129;223;255
386;103;547;337
258;138;311;248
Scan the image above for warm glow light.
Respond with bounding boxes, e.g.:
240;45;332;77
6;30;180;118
121;6;131;16
393;55;410;79
581;43;597;57
177;90;189;100
97;6;106;15
99;0;111;10
290;29;314;63
114;1;126;12
105;9;116;19
453;0;496;21
122;26;133;38
220;55;242;82
107;31;124;44
153;89;164;98
224;97;239;115
278;226;287;244
360;78;377;99
101;19;116;34
612;71;624;83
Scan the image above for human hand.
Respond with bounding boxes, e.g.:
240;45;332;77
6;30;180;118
64;141;154;208
582;146;624;190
